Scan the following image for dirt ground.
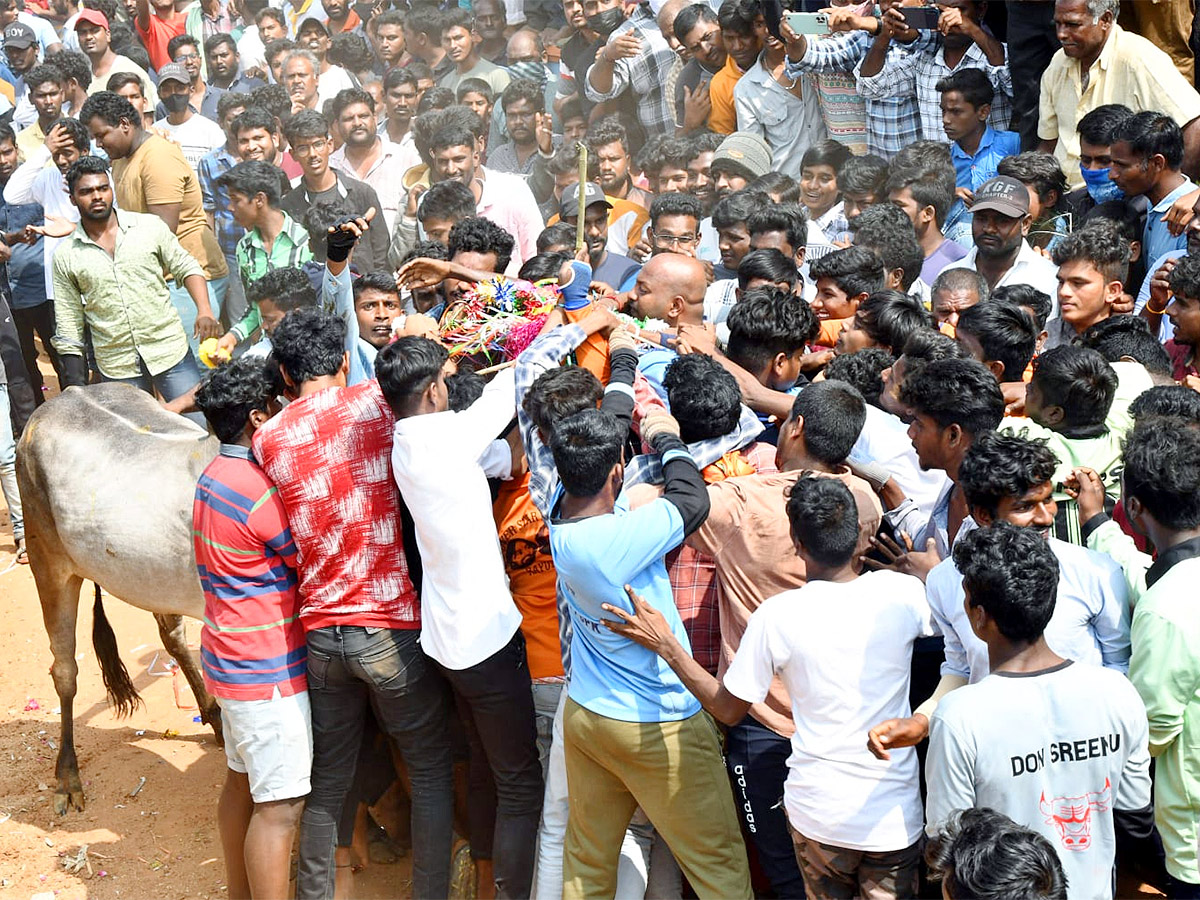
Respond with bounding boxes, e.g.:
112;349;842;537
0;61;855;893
0;526;411;900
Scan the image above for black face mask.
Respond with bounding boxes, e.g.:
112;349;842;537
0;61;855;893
587;7;624;37
162;92;190;114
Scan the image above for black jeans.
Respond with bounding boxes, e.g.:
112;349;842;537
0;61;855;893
437;631;543;899
12;301;60;399
1006;1;1059;149
726;714;807;898
297;626;454;900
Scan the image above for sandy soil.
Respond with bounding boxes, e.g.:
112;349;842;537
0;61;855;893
0;525;409;900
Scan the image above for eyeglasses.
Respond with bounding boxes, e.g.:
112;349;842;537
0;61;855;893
291;139;329;156
651;230;697;247
173;52;200;61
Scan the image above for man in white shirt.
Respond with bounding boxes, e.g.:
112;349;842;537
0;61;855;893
296;17;355;105
377;335;542;899
925;521;1151;900
328;88;406;233
942;176;1060;304
608;475;933;898
152;62;225;168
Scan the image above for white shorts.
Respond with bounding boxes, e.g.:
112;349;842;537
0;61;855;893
218;688;313;803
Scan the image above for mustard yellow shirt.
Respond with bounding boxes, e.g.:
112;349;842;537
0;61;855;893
707;55;743;136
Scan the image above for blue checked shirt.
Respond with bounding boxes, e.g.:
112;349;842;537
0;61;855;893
856;35;1012;142
785;29;929;160
198;146;242;261
584;2;679;138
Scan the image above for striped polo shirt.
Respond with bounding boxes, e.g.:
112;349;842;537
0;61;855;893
193;444;306;700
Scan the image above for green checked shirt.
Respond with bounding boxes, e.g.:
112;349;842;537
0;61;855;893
230;212;314;342
52;210;204;380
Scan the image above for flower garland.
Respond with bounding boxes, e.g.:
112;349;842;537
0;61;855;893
437;277;562;362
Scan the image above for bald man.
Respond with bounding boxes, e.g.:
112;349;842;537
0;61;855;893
626;253;706;399
656;0;691;55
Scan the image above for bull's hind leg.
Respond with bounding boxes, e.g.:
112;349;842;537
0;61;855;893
153;614;223;746
34;569;85;814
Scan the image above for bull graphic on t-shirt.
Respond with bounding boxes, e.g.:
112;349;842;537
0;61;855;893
1040;778;1112;851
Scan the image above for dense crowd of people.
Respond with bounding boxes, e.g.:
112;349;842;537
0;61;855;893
4;0;1200;897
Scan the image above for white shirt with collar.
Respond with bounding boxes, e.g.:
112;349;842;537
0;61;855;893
390;367;524;671
848;403;949;519
943;239;1060;315
330;136;409;234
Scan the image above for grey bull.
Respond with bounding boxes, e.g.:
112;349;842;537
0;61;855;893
16;383;224;814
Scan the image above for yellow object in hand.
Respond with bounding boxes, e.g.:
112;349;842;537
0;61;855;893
198;337;231;368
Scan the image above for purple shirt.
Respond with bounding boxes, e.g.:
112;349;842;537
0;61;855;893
923;238;969;284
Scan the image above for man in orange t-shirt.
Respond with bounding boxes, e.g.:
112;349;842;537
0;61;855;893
134;0;186;71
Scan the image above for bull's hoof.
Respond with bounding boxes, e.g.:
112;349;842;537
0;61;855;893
53;788;85;815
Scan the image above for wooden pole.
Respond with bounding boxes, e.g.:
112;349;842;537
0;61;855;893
575;141;588;255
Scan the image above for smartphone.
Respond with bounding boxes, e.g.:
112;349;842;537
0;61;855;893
784;11;830;35
899;6;940;30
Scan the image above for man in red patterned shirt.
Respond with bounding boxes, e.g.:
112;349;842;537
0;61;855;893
252;306;454;900
193;356;307;900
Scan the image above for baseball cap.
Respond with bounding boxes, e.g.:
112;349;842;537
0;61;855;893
559;182;612;220
73;8;110;30
298;16;329;35
3;22;36;49
970;176;1031;219
711;132;772;180
157;61;191;86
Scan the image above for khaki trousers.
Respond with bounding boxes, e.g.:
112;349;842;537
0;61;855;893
561;699;752;899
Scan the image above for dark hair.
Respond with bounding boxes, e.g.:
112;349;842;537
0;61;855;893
417;179;477;227
958;431;1058;519
216;90;249;122
1076;103;1134;147
545;141;581;177
674;1;717;42
416;86;455;115
353;271;400;302
448;216;514;273
1080;315;1173;377
927;808;1068;900
751;172;801;204
1130;385;1200;422
791;380;866;466
884;161;956;228
851;204;925;290
500;77;544;113
935;67;993;108
855;290;935;353
406;4;445;40
49;116;90;151
217;159;285;207
689;129;725;156
167;32;199;59
65;154;110;193
1031;346;1117;430
825;347;894;408
954;522;1060;642
800;139;853;176
247;266;317;312
429;123;477;155
523;365;602;437
376;335;450;416
194;355;279;443
712;190;769;233
587;117;629;155
78;90;139;129
232;106;277;140
264;38;297;62
1050;219;1130;285
1111;110;1184;170
105;71;145;94
747;203;808;250
330;86;375;120
329;31;374;72
0;123;15;148
900;328;967;371
551;408;625;497
270;307;346;384
455;77;493;104
992;284;1052;330
536;223;577;254
900;357;1005;436
373;8;405;30
445;370;485;412
664;354;742;443
649;191;702;228
256;6;285;26
247;83;292;125
786;476;860;568
400;239;449;266
726;287;819;373
957;301;1038;381
283;108;329;142
518;250;570;282
641;135;693;177
997;152;1068;207
737;248;798;291
1168;251;1200;302
441;7;473;34
560;95;584;124
26;62;64;92
931;267;989;305
809;245;886;299
1122;416;1200;530
383;65;419;93
838;154;889;198
204;32;237;56
716;0;758;34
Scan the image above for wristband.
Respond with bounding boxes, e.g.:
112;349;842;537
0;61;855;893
1145;298;1169;315
326;216;359;263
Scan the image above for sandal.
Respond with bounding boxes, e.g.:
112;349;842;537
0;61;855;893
15;538;27;565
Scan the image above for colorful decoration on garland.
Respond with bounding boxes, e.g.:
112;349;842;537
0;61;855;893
437;277;562;361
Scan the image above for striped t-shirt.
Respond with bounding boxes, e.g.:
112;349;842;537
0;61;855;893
193;444;306;700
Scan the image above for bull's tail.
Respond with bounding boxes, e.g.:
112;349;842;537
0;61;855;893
91;585;142;718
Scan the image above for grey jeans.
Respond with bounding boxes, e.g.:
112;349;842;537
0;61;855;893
0;384;21;542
